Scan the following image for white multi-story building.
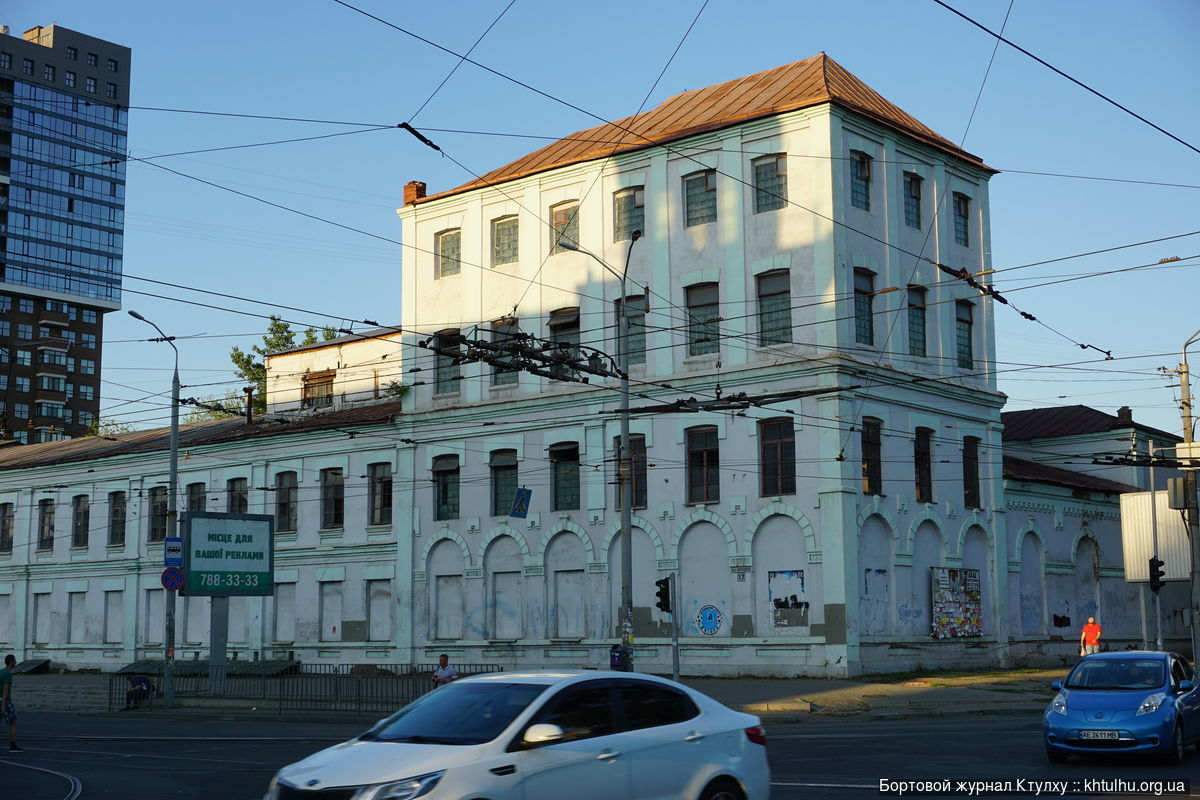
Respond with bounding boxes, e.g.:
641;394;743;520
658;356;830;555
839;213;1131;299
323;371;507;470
0;55;1173;677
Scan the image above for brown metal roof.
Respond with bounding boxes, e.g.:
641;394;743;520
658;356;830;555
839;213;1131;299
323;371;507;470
1001;405;1178;443
415;53;992;205
1003;455;1139;494
0;402;405;471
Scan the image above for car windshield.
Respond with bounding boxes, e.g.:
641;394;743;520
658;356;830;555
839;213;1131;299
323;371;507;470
1065;659;1165;690
361;681;549;745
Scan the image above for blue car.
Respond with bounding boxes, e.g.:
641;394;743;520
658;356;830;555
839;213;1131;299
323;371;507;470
1044;651;1200;764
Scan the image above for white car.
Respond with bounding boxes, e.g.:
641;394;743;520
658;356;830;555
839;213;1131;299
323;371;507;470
264;670;769;800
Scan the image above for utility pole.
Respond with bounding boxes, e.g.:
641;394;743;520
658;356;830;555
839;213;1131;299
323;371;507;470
130;311;179;707
1176;327;1200;663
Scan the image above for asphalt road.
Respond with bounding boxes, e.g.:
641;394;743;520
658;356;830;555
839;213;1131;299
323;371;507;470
0;711;1195;800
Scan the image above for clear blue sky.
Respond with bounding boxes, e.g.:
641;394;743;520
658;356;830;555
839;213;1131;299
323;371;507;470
8;0;1200;436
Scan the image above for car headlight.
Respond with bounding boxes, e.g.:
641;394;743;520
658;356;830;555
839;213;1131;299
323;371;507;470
1136;692;1167;716
1050;693;1068;715
360;771;444;800
262;775;279;800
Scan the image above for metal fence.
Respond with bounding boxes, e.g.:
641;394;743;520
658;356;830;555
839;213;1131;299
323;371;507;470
108;663;504;714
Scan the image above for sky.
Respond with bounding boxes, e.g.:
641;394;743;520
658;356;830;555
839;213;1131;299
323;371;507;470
7;0;1200;436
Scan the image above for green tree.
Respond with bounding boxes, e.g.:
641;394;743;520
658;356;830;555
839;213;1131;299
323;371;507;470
86;417;138;436
229;316;339;414
181;391;243;423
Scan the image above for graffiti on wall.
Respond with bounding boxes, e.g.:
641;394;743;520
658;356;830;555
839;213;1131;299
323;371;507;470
768;569;809;627
930;567;982;638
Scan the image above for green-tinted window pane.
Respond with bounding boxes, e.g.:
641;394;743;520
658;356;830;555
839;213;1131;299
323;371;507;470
850;152;871;211
437;230;461;277
492;217;518;265
684;171;716;227
614;188;645;242
753;156;786;213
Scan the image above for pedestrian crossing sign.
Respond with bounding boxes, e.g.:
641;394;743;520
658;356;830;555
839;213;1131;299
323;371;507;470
510;487;532;518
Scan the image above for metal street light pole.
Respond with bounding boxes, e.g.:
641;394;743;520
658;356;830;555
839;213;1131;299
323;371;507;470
129;310;179;707
559;232;641;671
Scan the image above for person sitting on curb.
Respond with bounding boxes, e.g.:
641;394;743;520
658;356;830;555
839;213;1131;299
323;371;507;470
122;675;151;710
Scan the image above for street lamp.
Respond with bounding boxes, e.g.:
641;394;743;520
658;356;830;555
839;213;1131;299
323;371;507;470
1176;328;1200;662
558;232;641;671
129;309;180;708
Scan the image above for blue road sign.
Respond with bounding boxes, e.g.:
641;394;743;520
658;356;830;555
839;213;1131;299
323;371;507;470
509;487;532;518
164;537;184;567
161;567;185;591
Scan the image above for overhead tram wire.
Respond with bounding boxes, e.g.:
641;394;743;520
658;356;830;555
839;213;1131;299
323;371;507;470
930;0;1200;156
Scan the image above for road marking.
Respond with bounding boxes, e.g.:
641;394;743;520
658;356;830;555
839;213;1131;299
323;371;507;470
773;781;877;790
0;758;84;800
36;745;272;766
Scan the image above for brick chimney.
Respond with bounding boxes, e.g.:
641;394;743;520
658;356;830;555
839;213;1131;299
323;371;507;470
1115;406;1133;426
403;180;427;206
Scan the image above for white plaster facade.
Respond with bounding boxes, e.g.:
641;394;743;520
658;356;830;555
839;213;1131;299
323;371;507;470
266;328;405;412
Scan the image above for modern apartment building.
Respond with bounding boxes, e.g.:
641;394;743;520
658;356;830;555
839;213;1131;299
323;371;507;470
0;24;130;442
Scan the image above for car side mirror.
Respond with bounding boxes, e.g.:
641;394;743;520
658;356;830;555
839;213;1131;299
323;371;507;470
1050;681;1062;691
522;723;566;747
1179;680;1193;692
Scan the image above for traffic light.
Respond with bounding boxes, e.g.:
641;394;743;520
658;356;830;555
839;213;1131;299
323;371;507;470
1149;557;1166;593
655;577;672;614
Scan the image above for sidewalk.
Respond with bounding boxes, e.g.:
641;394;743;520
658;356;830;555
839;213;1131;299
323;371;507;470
13;666;1066;724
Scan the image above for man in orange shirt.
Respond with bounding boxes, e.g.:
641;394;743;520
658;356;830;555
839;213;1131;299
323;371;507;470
1080;616;1101;655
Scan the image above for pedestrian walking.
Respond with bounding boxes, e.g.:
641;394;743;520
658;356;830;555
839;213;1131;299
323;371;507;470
432;653;459;687
1079;616;1102;655
1;653;21;752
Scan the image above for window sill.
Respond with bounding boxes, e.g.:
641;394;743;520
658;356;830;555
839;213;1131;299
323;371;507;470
683;500;720;507
549;638;584;644
365;524;392;532
106;543;125;549
682;354;719;366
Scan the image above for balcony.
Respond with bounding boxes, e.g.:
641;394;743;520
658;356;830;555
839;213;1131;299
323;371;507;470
34;386;66;403
38;310;69;326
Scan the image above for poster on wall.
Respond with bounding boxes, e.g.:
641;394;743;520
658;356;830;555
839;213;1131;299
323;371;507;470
930;566;982;638
767;569;809;627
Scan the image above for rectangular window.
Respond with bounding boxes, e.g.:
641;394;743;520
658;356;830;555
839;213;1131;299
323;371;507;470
850;150;872;211
147;486;167;542
550;203;580;254
683;169;717;227
43;64;56;81
107;58;119;72
1;52;13;69
226;477;248;514
17;323;32;340
434;329;462;394
686;426;720;503
914;427;933;504
491;216;518;265
87;52;98;66
613;186;645;242
432;455;460;521
272;582;296;641
38;498;55;550
861;417;882;496
85;76;97;93
22;58;33;76
368;462;393;526
435;229;461;278
953;193;970;246
301;371;334;409
963;436;982;509
104;591;123;643
105;83;117;99
69;591;86;643
907;286;927;357
904;172;922;229
81;359;96;375
956;301;974;369
66;47;78;60
753;154;787;213
550;443;580;511
187;482;207;514
756;270;792;345
686;283;719;356
108;491;126;545
275;471;298;532
19;299;33;314
615;296;646;366
320;581;342;641
63;70;76;87
83;309;98;324
759;419;796;496
490;450;518;517
854;268;875;346
0;503;13;553
320;468;344;529
79;384;95;401
490;318;519;386
547;307;581;374
72;494;90;547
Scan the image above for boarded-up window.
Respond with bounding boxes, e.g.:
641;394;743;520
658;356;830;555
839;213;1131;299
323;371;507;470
0;595;12;644
320;581;342;642
68;591;87;643
491;571;521;639
229;597;248;643
33;593;52;644
553;570;585;638
103;590;122;643
183;596;208;643
436;575;463;639
272;583;296;642
144;589;164;644
367;580;392;641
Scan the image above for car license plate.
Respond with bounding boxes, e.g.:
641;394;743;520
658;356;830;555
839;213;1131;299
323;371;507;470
1080;730;1119;740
